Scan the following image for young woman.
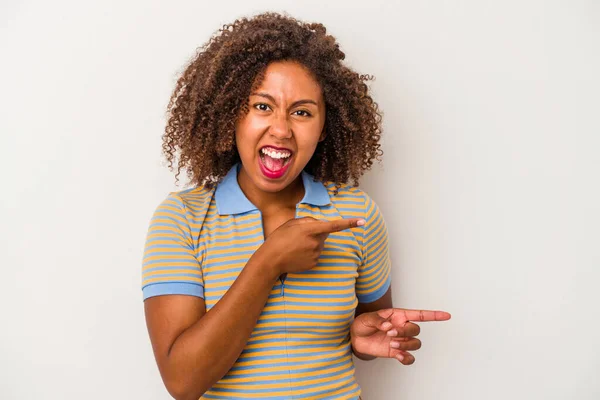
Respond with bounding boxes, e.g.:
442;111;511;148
142;12;451;400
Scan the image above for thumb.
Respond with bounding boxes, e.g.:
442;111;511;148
360;310;393;331
294;217;318;224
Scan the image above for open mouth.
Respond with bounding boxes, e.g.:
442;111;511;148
258;146;293;179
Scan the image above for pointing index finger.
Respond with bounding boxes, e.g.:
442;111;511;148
402;310;452;322
310;218;366;235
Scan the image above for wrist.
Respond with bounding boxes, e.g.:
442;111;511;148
248;246;281;283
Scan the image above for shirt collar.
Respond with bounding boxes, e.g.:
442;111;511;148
215;163;331;215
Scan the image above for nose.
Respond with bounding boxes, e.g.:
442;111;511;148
269;112;292;140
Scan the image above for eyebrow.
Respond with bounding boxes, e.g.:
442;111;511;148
250;92;319;108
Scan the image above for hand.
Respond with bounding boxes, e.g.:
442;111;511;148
255;217;365;278
350;308;451;365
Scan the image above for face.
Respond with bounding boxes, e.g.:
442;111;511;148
235;61;326;194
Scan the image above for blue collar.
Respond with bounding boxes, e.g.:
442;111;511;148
215;163;331;215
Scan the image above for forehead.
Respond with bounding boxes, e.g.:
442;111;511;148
253;61;322;99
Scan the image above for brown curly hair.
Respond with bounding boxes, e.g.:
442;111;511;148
163;12;383;188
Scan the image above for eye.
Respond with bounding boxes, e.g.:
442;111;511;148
254;103;271;112
293;110;312;117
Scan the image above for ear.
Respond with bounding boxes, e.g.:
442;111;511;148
318;129;327;142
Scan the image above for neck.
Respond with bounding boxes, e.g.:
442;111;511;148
237;166;305;212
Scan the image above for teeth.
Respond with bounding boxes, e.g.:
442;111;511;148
261;147;291;159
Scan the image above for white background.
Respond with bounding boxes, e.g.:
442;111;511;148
1;1;599;399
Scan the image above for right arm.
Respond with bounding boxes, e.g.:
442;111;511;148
144;213;364;400
144;245;279;400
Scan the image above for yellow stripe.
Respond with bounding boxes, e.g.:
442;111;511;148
220;361;349;383
365;221;386;248
284;296;357;304
312;382;360;400
225;354;352;377
295;207;340;216
144;235;184;242
245;338;346;350
324;237;361;246
255;320;349;329
142;268;200;279
145;226;182;235
202;218;261;231
237;345;348;359
143;276;203;285
202;212;255;224
284;288;355;295
143;253;195;262
262;304;354;312
364;244;388;271
258;312;353;322
282;281;354;288
151;212;187;227
142;247;193;260
213;369;354;391
209;241;261;253
320;249;359;257
205;253;253;263
202;226;262;239
357;262;389;293
233;348;347;367
290;369;354;390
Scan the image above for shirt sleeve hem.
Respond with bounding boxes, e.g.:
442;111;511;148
356;274;391;304
142;282;205;301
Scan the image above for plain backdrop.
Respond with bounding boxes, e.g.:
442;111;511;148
1;0;599;399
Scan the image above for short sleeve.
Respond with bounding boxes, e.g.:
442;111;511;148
356;193;392;303
141;194;205;300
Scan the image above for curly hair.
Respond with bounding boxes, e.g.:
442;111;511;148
163;12;383;188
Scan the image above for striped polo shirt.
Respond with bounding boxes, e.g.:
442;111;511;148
142;163;391;399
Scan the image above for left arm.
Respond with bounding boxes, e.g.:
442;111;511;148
352;192;394;360
350;192;451;364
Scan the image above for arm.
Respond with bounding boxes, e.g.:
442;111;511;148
144;246;279;400
352;191;393;360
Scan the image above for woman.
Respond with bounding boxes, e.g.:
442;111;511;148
142;12;451;400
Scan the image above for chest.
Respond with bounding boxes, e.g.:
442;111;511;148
198;206;362;334
261;206;296;239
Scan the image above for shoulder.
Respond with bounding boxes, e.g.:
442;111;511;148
322;181;385;228
323;181;374;211
153;185;215;223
